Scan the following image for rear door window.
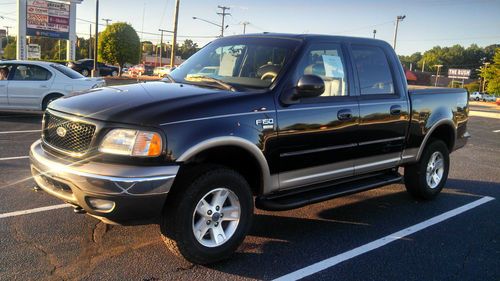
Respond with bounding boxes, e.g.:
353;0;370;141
12;65;52;81
352;45;395;95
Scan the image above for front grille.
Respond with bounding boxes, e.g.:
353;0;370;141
43;112;96;154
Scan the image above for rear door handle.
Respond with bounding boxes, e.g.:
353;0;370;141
390;105;402;115
338;109;353;121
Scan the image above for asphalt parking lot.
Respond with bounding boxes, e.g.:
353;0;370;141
0;105;499;281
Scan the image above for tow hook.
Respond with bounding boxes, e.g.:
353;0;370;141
33;185;42;192
73;206;86;214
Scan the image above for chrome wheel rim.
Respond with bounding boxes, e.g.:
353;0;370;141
192;188;241;248
426;151;444;189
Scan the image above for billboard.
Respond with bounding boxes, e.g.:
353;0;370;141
448;68;471;79
26;0;70;39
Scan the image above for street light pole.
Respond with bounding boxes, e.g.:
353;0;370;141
92;0;99;77
4;26;12;44
373;29;376;38
434;64;443;87
393;15;406;51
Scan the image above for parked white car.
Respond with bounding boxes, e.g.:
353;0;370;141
482;94;497;102
0;60;105;111
470;91;483;101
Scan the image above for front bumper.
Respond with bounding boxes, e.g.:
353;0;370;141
30;140;179;224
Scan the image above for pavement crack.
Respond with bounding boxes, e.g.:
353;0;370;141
10;222;59;277
92;221;110;243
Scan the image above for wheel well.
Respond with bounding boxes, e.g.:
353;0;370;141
179;146;263;196
428;124;455;152
42;93;64;110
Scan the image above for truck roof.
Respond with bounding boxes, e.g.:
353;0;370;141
222;32;389;45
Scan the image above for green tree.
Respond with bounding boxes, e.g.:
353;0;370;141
480;48;500;96
464;81;480;93
3;38;17;59
98;22;140;75
179;39;199;59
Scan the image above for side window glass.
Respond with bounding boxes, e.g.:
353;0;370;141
12;65;52;81
0;64;13;80
352;45;395;95
296;43;348;97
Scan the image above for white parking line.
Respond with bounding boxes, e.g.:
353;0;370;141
273;196;495;281
493;129;500;133
0;203;71;219
0;129;41;135
0;156;30;161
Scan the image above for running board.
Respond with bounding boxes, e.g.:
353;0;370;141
256;172;402;211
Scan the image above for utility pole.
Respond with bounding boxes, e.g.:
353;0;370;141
158;29;173;66
373;29;376;38
102;18;112;26
4;26;12;44
89;24;92;59
92;0;99;77
481;62;490;92
393;15;406;51
434;64;443;87
241;21;250;34
217;5;230;37
170;0;180;68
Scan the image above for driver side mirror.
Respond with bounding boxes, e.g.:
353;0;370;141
279;75;325;105
295;75;325;99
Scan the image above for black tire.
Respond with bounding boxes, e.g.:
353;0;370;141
475;97;479;101
81;69;90;77
160;165;254;264
42;94;63;111
111;70;118;77
404;139;449;200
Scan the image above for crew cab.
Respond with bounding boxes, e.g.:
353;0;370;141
30;34;469;264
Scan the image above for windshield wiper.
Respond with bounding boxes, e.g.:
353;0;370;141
161;74;176;83
184;75;236;92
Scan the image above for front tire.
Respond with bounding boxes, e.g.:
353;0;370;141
404;140;449;200
160;165;253;264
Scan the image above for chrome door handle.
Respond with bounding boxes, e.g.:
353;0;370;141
338;109;353;121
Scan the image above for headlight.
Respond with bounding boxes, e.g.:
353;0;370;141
99;129;162;157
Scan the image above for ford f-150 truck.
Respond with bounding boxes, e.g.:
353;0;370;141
30;34;469;264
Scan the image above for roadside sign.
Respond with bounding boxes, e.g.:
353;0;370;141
448;68;471;79
27;44;41;59
0;29;6;37
26;0;70;39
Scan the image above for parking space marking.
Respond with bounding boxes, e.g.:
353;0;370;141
0;130;41;135
493;129;500;133
273;196;495;281
0;156;29;161
0;203;71;219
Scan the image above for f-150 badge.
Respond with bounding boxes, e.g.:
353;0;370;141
256;118;274;129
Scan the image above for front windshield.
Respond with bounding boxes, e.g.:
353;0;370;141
170;37;301;89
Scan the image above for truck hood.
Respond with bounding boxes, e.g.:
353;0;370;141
48;82;227;125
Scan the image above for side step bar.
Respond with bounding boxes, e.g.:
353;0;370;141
256;172;402;211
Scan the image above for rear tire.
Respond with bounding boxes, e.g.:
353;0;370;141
404;139;449;200
160;165;254;264
111;70;118;77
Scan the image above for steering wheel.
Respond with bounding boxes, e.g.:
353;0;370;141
260;71;278;81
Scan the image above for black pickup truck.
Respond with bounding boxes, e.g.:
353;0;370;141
30;34;469;264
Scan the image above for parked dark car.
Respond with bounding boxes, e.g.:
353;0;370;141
31;34;469;265
67;59;119;77
128;64;154;76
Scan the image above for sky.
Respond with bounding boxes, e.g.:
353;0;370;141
1;0;500;55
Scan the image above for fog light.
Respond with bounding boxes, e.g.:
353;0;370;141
87;198;115;212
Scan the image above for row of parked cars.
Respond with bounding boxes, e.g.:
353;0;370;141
470;91;498;102
66;59;173;78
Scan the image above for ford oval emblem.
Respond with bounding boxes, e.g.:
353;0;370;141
56;127;67;137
